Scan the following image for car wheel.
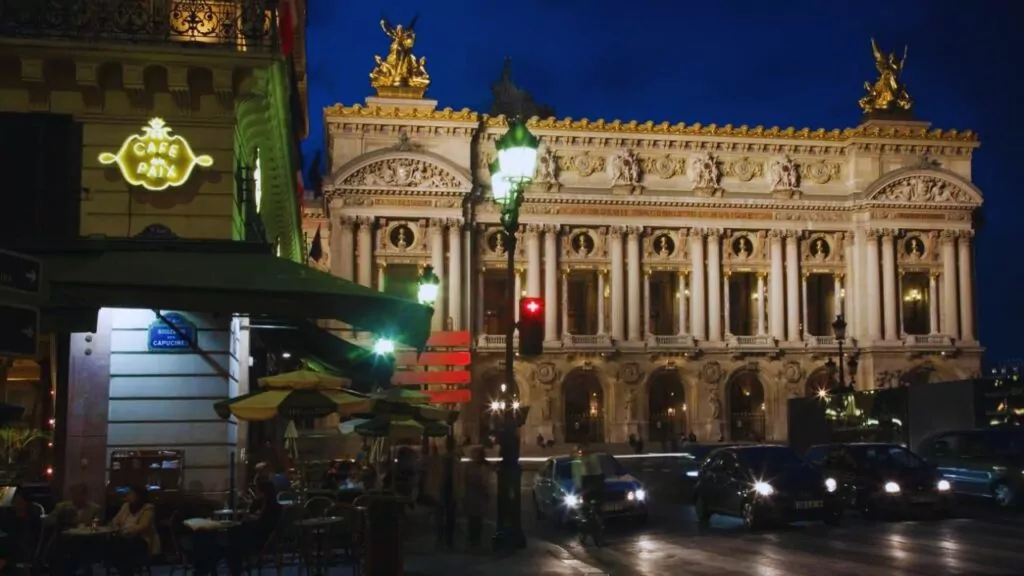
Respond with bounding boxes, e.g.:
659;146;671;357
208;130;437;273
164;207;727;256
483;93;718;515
532;492;546;520
695;494;711;525
742;501;761;531
994;482;1019;508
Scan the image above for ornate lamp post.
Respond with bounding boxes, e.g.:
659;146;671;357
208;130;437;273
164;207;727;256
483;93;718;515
824;314;859;418
418;265;441;306
489;119;539;551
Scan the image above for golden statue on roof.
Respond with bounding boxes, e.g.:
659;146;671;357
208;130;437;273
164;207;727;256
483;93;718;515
370;16;431;99
859;38;913;115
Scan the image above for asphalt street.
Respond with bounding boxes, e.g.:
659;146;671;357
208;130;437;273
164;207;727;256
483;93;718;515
518;455;1024;575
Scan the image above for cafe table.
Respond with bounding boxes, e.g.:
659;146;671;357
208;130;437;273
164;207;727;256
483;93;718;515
294;516;344;576
183;518;241;532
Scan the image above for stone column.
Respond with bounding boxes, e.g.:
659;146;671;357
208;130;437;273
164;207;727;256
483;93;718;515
447;221;463;330
897;271;905;337
865;230;882;341
785;232;801;341
561;270;569;335
376;263;386;292
769;231;785;340
756;273;766;336
356;216;374;288
610;227;626;341
429;220;447;332
543;226;559;341
958;231;975;341
833;274;843;321
642;271;651;336
627;228;642;341
928;273;940;335
513;269;522;325
677;271;688;335
846;232;858;339
333;215;356;280
597;270;606;335
881;230;898;341
688;229;706;340
722;272;731;335
707;230;723;342
476;267;485;335
940;231;960;338
526;225;542;297
801;273;809;338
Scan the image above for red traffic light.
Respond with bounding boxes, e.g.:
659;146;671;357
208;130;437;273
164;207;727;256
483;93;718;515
520;297;543;316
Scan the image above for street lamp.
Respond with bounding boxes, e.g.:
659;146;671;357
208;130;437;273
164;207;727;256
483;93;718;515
831;314;852;395
489;119;539;551
418;265;440;306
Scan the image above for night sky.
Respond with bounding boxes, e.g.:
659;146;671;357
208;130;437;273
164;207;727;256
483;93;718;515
302;0;1022;365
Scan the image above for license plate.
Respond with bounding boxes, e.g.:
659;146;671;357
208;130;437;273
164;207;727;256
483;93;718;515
911;495;936;503
603;502;625;512
794;500;823;510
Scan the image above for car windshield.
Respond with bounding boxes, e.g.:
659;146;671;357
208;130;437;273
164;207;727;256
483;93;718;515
855;445;926;469
554;454;627;480
737;447;810;475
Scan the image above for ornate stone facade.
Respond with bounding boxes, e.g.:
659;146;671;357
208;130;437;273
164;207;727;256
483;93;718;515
311;92;982;445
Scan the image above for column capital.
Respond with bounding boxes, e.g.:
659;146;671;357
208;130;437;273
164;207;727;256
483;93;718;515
376;261;387;270
767;229;784;240
446;217;464;230
428;218;447;231
801;271;810;279
560;268;570;277
865;228;883;241
723;270;732;278
930;271;940;280
541;224;560;234
833;272;845;279
959;229;975;241
608;225;626;239
626;226;643;238
705;227;723;239
939;229;959;244
878;228;898;240
338;215;357;228
687;227;705;239
355;216;375;227
783;230;800;239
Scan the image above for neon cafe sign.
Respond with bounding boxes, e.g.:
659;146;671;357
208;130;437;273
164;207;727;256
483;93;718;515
99;117;213;191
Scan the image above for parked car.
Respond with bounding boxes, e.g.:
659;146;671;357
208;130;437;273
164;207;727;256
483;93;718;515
693;445;842;529
532;453;648;524
806;442;953;519
917;428;1024;508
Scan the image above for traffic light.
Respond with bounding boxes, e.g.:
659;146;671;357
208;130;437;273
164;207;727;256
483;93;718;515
518;297;544;356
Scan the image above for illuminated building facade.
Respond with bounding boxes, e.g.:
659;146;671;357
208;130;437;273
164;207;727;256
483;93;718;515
305;29;983;444
0;0;310;496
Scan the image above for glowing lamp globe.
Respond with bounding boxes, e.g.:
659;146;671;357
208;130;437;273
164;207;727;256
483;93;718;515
373;338;396;356
495;120;539;184
418;265;440;306
489;159;512;204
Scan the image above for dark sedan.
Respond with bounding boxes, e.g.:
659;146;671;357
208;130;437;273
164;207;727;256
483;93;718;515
807;442;953;519
693;445;843;529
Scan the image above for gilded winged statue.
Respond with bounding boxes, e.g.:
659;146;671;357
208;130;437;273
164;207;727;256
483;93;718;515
858;38;913;113
370;16;431;96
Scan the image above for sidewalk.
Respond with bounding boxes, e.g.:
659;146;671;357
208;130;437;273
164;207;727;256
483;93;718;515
402;507;606;576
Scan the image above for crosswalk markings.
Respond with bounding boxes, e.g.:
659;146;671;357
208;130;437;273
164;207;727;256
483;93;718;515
559;516;1024;575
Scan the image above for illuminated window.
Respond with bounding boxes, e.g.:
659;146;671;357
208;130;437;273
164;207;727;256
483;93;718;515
253;149;263;213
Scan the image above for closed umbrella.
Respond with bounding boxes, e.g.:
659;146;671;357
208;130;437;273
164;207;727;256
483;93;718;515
283;420;300;461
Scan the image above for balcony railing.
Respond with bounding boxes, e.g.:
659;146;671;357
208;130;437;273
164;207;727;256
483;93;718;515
905;334;954;347
0;0;279;52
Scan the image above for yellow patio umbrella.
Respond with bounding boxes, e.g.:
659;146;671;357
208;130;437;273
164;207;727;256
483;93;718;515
214;370;366;422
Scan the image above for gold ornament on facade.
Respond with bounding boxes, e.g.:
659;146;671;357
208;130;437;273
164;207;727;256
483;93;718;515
370;18;431;99
799;161;841;185
859;39;913;115
725;157;763;182
640;155;683;179
570;152;606;177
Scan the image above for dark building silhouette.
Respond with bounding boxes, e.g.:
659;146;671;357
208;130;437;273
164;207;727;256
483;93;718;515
489;58;556;120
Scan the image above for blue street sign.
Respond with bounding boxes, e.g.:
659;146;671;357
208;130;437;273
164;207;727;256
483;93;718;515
0;303;39;357
0;250;41;295
148;313;197;352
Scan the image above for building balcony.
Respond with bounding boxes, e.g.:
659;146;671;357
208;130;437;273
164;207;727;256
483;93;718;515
561;333;614;350
645;334;697;350
0;0;279;53
726;334;778;352
904;334;955;349
476;334;516;350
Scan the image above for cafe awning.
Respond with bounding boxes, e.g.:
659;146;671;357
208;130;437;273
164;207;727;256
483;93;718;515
25;237;433;349
253;318;395;391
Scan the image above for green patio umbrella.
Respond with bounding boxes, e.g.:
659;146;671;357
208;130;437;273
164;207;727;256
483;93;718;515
339;415;450;440
214;370;368;421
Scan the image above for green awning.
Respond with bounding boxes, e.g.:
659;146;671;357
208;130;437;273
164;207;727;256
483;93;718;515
256;318;395;390
27;238;433;349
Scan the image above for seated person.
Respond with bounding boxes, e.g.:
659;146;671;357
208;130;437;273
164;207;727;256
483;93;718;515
109;485;160;576
47;483;101;528
194;481;282;576
0;492;42;568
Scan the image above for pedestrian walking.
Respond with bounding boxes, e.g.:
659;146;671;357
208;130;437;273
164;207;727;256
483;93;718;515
463;446;490;547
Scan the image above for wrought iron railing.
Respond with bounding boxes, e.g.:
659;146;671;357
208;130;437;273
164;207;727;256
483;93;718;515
0;0;279;52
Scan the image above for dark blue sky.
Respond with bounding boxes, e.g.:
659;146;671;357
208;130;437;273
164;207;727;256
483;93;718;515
303;0;1022;364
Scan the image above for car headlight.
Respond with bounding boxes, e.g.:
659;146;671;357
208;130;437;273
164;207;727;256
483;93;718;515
631;489;646;502
753;481;775;496
825;477;838;493
937;479;951;492
686;470;699;478
563;494;580;508
884;481;901;494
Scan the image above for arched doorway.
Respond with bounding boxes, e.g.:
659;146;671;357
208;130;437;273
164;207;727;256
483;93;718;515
727;372;766;441
648;371;686;442
477;375;519;444
804;369;832;399
563;371;604;444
